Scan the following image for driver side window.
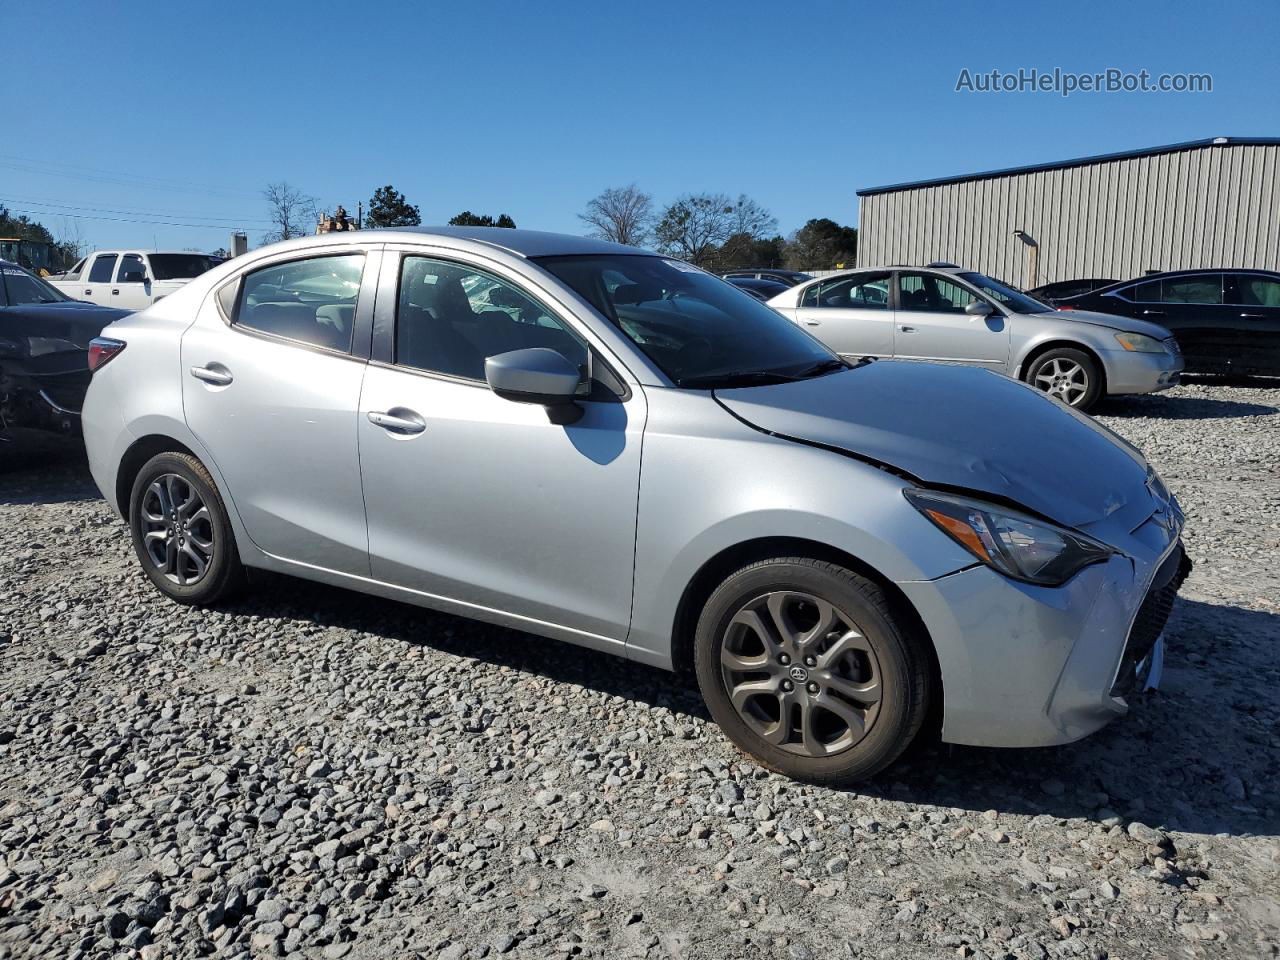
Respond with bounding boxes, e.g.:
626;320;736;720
395;257;588;382
897;273;977;313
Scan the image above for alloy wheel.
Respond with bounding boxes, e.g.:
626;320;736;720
139;473;214;585
1034;357;1089;405
719;591;882;757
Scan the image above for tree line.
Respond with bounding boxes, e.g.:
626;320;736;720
264;182;857;272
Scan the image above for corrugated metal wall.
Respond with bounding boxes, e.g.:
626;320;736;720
858;143;1280;287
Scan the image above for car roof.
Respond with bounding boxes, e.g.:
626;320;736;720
349;227;644;258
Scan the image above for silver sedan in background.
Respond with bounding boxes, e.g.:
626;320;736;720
767;265;1184;411
82;229;1187;783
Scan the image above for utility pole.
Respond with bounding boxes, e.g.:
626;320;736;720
357;202;363;230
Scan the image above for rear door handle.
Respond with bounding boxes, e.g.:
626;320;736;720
111;288;120;295
803;319;821;326
1142;309;1165;316
1241;312;1265;319
368;409;426;435
189;365;233;386
899;325;916;333
84;289;92;295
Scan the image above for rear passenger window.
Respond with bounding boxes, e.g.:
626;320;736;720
396;256;588;382
235;254;364;352
1161;276;1221;304
88;255;118;284
803;274;890;309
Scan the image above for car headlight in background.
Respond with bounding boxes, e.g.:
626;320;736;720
905;489;1116;586
1114;332;1167;353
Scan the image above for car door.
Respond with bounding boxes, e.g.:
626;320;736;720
358;249;645;647
180;245;380;575
892;271;1009;370
1137;274;1225;372
80;253;118;304
1225;274;1280;374
792;272;894;358
112;254;153;311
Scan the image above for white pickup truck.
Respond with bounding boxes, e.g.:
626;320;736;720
48;250;222;311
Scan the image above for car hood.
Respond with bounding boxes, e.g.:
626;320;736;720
716;361;1151;529
1045;307;1172;339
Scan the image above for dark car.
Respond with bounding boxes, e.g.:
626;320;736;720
725;276;792;302
1026;277;1118;304
1059;269;1280;375
722;269;813;287
0;260;130;437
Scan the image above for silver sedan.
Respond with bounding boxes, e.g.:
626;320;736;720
768;265;1184;411
81;229;1188;783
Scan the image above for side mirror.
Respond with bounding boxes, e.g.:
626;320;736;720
965;300;994;317
485;348;581;407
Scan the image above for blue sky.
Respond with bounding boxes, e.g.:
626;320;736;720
8;0;1279;253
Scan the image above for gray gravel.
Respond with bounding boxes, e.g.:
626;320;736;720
1;381;1278;960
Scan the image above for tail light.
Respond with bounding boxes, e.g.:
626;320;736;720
88;337;126;372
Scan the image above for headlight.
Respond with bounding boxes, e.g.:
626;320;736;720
905;489;1116;586
1114;332;1166;353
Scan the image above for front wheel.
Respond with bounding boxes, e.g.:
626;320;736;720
128;451;244;605
1026;347;1102;411
694;558;932;785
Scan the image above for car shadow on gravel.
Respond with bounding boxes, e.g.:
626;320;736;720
223;572;1277;840
0;433;100;504
1097;393;1278;419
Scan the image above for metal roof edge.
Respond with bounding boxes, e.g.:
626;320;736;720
856;137;1280;197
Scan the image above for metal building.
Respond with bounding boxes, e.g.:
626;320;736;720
856;137;1280;289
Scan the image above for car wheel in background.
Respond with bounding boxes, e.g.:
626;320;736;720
694;557;931;785
1026;347;1102;411
128;451;244;605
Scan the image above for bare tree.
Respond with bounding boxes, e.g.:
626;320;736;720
729;194;777;241
579;184;654;247
262;182;317;243
54;217;87;266
653;193;735;266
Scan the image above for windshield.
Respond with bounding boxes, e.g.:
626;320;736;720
0;263;71;306
537;254;839;387
959;272;1053;313
149;254;219;280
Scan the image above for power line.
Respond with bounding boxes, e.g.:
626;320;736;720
0;194;271;226
0;205;259;232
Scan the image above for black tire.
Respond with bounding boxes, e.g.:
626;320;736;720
1025;347;1103;411
694;557;931;785
128;451;244;605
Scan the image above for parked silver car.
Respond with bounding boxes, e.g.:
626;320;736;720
82;229;1188;783
767;266;1184;411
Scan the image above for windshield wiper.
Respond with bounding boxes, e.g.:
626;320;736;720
676;370;801;389
791;358;849;378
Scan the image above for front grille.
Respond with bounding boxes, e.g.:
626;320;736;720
1111;545;1191;696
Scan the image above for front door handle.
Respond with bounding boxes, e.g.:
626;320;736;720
1241;312;1265;319
189;365;233;386
84;289;92;295
803;319;821;326
899;325;917;333
1142;309;1165;316
368;409;426;435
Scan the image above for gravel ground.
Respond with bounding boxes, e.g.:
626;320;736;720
1;380;1278;960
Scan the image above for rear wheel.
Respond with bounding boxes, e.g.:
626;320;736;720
128;452;244;605
1026;347;1102;411
694;557;931;785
